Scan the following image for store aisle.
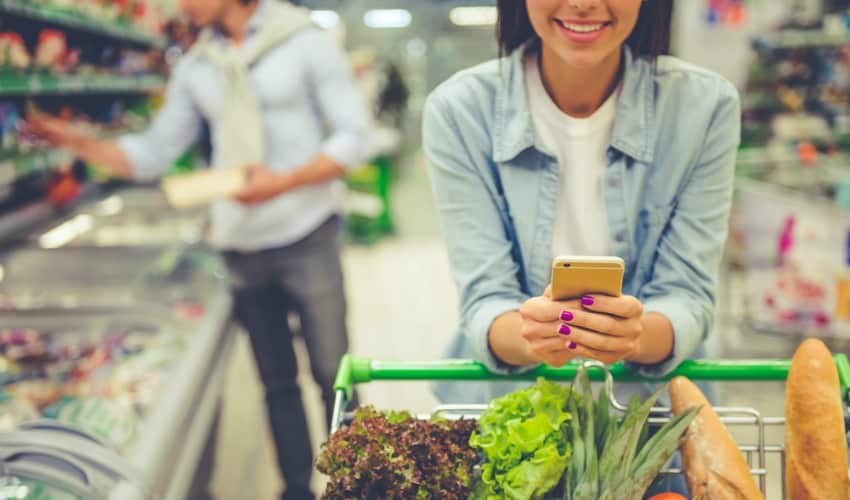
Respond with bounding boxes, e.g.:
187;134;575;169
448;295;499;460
211;159;459;499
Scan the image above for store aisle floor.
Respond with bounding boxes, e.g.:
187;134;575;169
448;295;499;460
210;158;459;499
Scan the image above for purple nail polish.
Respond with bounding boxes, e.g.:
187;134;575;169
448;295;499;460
582;296;595;306
568;342;577;350
560;311;574;321
558;324;571;335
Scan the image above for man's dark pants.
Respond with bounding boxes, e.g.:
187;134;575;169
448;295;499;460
223;215;350;499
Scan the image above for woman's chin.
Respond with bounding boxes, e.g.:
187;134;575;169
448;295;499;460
558;51;609;71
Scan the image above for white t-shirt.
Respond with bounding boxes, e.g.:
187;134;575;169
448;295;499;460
524;54;617;257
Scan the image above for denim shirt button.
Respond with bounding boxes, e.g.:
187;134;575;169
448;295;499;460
615;230;627;243
608;176;621;189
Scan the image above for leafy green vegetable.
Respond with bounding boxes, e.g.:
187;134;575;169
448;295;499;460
470;378;577;500
562;368;700;500
316;406;478;499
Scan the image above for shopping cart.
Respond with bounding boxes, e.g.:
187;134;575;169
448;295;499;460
330;354;850;499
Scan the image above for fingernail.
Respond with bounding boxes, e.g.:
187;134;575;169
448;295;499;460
568;342;577;350
582;296;595;306
558;324;571;336
560;311;574;321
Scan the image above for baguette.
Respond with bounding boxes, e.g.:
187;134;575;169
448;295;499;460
669;376;764;500
785;338;850;500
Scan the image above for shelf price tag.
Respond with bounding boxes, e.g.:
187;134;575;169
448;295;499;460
0;161;14;185
28;75;41;93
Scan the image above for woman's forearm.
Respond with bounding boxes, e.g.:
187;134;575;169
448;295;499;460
488;311;538;367
629;312;675;365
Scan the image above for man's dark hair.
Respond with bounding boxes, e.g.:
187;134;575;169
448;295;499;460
496;1;674;59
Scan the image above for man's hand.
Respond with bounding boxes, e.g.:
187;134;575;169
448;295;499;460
24;113;86;149
233;164;294;205
24;113;134;178
232;154;347;205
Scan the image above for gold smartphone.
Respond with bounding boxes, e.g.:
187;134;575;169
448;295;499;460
550;256;625;301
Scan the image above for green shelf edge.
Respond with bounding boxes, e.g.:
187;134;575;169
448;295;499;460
0;73;165;96
0;0;165;48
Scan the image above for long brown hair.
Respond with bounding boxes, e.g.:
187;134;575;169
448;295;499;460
496;1;674;59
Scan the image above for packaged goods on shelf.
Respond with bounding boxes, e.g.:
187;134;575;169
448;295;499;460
0;0;168;41
0;32;30;69
0;321;184;450
741;6;850;150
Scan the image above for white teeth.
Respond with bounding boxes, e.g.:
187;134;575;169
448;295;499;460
559;21;604;33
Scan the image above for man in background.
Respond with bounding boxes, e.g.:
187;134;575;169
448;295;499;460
29;0;370;498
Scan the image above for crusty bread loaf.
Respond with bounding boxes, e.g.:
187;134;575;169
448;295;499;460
785;338;850;500
669;376;764;500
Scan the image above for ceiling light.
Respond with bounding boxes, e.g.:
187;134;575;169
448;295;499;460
450;6;498;26
311;10;340;29
363;9;412;29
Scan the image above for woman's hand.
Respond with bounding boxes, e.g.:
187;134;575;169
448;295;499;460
519;287;645;366
519;293;581;367
558;294;644;365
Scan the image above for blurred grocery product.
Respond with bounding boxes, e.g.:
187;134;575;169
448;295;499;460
34;29;67;69
0;33;30;69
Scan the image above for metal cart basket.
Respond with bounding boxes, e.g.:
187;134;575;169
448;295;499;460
330;354;850;499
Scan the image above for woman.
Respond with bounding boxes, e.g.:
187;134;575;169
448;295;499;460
423;0;740;404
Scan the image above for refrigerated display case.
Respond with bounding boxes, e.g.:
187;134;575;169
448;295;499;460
1;0;226;493
0;186;233;499
27;187;208;248
0;245;224;311
0;304;231;499
0;420;151;500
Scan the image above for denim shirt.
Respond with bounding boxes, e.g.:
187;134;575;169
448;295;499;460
423;45;741;403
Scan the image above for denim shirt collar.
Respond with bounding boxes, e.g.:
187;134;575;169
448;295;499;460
492;44;657;164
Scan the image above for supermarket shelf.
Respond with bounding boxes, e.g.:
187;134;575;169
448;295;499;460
0;73;166;97
0;126;146;192
758;30;850;49
0;148;72;184
0;0;165;48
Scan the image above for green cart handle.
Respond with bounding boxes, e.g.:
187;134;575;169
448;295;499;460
333;354;850;405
